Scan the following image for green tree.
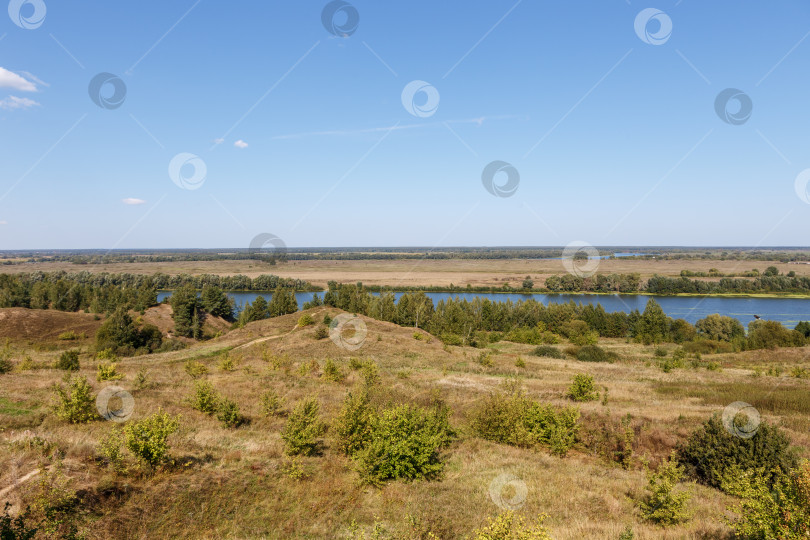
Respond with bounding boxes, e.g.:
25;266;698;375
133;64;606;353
695;314;745;342
170;284;202;338
522;276;534;290
200;285;233;320
635;299;670;343
268;287;298;317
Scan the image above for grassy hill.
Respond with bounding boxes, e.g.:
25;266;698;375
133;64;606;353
1;307;809;538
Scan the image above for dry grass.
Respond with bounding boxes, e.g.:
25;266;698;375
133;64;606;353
1;307;809;538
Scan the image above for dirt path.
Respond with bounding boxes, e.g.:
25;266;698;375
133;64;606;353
0;468;43;500
232;308;327;351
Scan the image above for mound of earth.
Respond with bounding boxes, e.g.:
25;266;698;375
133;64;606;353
0;308;102;341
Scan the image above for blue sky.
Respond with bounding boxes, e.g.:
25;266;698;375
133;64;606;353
1;0;809;249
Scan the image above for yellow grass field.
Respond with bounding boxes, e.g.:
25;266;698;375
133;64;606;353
1;257;806;289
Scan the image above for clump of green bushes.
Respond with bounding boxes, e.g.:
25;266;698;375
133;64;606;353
576;345;616;363
531;345;565;359
52;376;97;423
637;456;691;525
677;415;796;491
567;374;599;402
470;381;579;456
332;391;455;485
281;398;325;456
55;350;80;371
122;409;180;466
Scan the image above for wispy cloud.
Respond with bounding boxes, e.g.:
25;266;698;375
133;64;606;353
272;115;524;140
0;221;7;225
0;96;40;110
234;139;248;149
212;138;224;145
0;68;38;92
122;198;146;205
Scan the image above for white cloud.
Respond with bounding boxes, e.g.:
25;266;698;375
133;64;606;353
213;138;224;145
234;139;248;149
122;198;146;205
0;96;40;110
0;68;38;92
0;221;7;225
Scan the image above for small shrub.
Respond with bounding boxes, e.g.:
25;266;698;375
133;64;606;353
471;510;551;540
96;361;122;381
723;460;810;538
217;398;246;428
134;367;148;389
348;357;364;370
514;356;526;368
677;415;797;491
95;348;118;360
314;326;329;340
98;428;125;471
188;380;220;415
478;351;494;367
637;456;691;525
0;356;12;374
55;350;80;371
123;408;180;467
576;345;612;363
412;332;425;341
323;358;344;382
355;403;454;485
218;354;237;372
184;359;208;379
281;398;324;456
297;314;314;327
333;390;374;456
471;384;579;456
360;361;380;387
261;390;284;416
323;313;332;326
396;369;410;379
58;331;84;341
618;526;635;540
532;345;565;359
790;366;809;379
32;463;79;537
52;376;97;423
567;374;599;402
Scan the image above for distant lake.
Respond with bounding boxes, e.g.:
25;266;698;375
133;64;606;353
156;291;810;329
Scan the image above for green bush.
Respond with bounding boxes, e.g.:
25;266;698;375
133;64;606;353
0;356;12;375
217;398;246;428
281;398;325;456
333;391;374;456
297;314;314;327
567;374;599;402
531;345;565;359
123;408;180;466
576;345;614;363
184;360;208;379
55;349;80;371
96;361;122;381
323;358;344;382
313;326;329;340
260;390;284;416
188;380;220;415
355;403;454;485
637;456;691;525
677;415;796;491
471;510;551;540
723;460;810;539
470;384;579;456
52;376;97;423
